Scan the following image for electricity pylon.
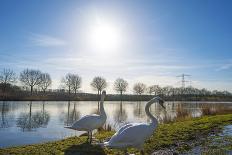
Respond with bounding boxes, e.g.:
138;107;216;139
176;74;191;88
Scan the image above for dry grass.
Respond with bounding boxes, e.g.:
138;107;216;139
98;124;112;132
201;104;232;116
176;104;191;120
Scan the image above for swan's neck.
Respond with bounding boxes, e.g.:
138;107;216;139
99;100;106;117
145;100;158;127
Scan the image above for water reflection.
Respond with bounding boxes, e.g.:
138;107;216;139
62;101;80;126
133;102;145;118
17;101;50;131
113;101;128;127
91;107;100;115
0;101;231;148
0;101;13;128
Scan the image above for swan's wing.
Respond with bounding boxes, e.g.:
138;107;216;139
117;123;141;134
71;114;103;131
108;124;153;148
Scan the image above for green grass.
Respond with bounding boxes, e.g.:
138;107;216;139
0;114;232;155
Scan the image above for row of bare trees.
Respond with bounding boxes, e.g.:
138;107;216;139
19;69;52;95
1;68;232;100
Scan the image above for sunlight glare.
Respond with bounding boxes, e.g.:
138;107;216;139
89;21;120;51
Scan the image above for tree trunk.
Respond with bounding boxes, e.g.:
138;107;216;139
42;89;46;101
68;86;71;101
120;91;122;102
68;87;71;95
30;86;33;95
2;83;6;99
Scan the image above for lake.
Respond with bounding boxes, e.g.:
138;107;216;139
0;101;232;148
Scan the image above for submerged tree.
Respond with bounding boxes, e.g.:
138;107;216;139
0;68;16;96
38;73;52;93
114;78;128;100
20;69;42;95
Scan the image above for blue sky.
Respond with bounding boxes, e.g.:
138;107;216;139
0;0;232;93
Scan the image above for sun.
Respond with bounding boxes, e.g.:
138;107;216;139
89;21;120;51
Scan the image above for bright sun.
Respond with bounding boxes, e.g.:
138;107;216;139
89;21;120;51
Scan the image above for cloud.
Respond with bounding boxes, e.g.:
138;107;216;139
193;79;232;92
216;62;232;71
29;33;67;47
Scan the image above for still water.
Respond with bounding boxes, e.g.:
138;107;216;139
0;101;232;148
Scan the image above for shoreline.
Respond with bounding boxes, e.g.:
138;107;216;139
1;99;232;102
1;100;232;103
1;92;232;102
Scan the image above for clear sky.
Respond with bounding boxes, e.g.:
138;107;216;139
0;0;232;93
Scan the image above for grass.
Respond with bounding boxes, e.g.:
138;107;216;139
0;114;232;155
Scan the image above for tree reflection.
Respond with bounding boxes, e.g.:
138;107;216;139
0;101;11;128
114;101;127;125
17;101;50;131
36;102;50;127
133;101;145;118
64;101;80;126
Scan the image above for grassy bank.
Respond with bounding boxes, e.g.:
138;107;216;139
0;114;232;155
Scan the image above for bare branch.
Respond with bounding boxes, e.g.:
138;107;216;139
114;78;128;95
0;68;16;84
20;69;42;94
90;76;107;93
133;83;146;95
70;74;82;94
39;73;52;93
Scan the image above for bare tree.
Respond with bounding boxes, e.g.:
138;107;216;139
70;74;82;95
114;78;128;100
0;68;16;94
61;73;72;95
91;76;107;95
148;85;161;95
38;73;52;93
133;83;146;95
147;85;158;95
20;69;42;95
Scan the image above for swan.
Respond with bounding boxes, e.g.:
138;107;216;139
65;90;107;143
104;96;165;154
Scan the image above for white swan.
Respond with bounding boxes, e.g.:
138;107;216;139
65;91;107;143
104;96;165;154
